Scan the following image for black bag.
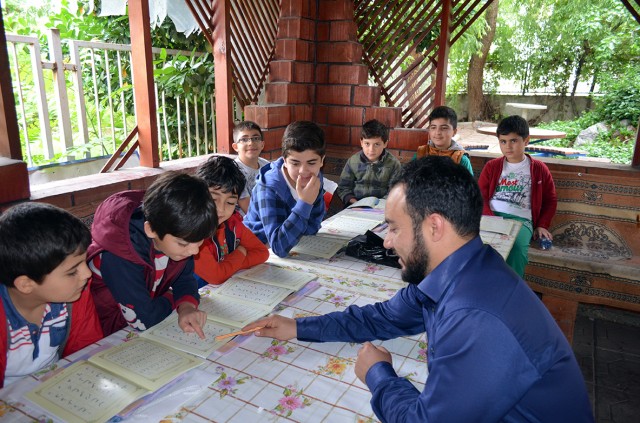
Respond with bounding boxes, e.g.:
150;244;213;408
345;230;401;268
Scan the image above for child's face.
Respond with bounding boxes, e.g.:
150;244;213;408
144;222;204;261
360;137;387;162
428;117;457;149
33;249;92;303
283;150;324;189
498;132;529;163
209;187;238;226
232;129;264;163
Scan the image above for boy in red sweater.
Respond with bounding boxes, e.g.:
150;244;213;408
194;156;269;286
478;115;557;277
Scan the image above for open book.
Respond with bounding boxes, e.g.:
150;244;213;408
347;197;386;209
290;235;348;259
26;338;203;423
480;215;515;235
141;264;318;357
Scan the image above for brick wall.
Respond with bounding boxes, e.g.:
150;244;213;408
245;0;429;163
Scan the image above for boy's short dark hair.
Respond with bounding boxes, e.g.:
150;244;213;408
0;202;91;287
196;155;246;196
428;106;458;129
143;172;217;243
233;121;263;142
281;121;325;158
496;115;530;139
361;119;389;142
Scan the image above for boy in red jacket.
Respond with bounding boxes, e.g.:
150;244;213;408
0;203;103;388
478;115;557;277
194;156;269;286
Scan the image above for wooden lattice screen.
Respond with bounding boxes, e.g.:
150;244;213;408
353;0;493;128
184;0;279;108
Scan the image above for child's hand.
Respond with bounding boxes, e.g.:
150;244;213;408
533;227;553;241
297;173;321;205
177;303;207;339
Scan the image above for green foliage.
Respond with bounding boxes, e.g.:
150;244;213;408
538;116;635;164
593;69;640;123
4;0;213;164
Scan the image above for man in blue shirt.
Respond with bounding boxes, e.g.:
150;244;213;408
243;156;593;422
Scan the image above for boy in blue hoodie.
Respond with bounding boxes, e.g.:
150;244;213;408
243;121;326;258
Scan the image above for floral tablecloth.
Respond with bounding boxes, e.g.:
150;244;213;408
0;253;428;423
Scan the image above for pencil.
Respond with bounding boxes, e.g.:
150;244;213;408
215;326;264;341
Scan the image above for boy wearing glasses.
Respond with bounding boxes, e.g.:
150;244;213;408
232;121;270;215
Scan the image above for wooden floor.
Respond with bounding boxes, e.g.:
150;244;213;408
573;304;640;422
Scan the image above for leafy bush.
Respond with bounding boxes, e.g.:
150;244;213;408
593;69;640;123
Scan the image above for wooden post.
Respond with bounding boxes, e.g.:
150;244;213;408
128;0;159;167
49;29;74;158
213;0;234;154
0;5;21;159
434;0;452;107
633;117;640;168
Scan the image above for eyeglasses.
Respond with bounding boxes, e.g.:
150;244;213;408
237;136;263;144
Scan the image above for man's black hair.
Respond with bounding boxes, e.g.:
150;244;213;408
496;115;530;139
233;121;263;142
393;156;482;238
282;121;326;158
361;119;389;142
0;202;91;287
428;106;458;130
143;172;217;242
196;155;246;196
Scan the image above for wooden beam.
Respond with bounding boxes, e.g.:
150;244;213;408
434;0;452;107
214;0;234;154
0;5;21;159
128;0;159;167
633;117;640;168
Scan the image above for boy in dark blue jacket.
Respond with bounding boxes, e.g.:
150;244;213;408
88;172;217;336
243;121;326;257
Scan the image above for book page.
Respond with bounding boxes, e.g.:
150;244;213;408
480;215;515;235
214;278;293;308
199;295;271;328
88;337;204;391
236;264;317;290
347;196;379;208
141;315;233;358
289;235;347;259
26;361;149;423
323;216;382;233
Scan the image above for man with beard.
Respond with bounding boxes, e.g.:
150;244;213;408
242;156;593;422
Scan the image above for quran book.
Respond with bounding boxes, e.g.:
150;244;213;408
236;263;317;290
480;215;515;235
347;196;380;209
289;235;348;259
26;338;203;423
144;265;319;352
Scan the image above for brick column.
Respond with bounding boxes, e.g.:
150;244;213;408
245;0;428;163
